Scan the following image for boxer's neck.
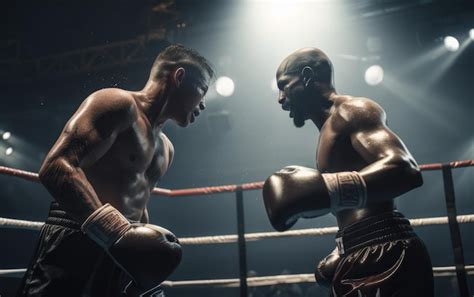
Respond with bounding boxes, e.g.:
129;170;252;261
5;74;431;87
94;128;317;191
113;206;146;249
139;80;171;129
310;90;337;129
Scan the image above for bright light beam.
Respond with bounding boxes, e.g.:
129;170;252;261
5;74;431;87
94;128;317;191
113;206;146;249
426;38;471;86
396;45;446;76
382;73;459;134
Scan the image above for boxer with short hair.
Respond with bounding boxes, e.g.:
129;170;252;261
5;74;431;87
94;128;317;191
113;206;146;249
17;44;214;297
263;48;433;296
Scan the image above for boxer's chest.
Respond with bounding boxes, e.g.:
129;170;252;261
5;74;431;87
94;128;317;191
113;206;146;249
99;117;165;182
316;121;364;173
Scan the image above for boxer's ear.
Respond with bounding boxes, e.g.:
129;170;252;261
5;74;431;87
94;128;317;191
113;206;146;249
173;67;186;87
301;66;315;88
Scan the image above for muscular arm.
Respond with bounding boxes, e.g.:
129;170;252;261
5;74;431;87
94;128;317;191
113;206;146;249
38;89;138;223
343;98;423;203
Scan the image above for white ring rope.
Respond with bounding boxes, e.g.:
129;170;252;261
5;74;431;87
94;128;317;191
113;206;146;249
2;214;473;245
161;266;474;288
0;269;27;278
0;217;44;231
1;215;473;286
1;266;473;286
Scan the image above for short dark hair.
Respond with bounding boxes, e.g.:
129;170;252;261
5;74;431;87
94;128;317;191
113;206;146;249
150;44;215;84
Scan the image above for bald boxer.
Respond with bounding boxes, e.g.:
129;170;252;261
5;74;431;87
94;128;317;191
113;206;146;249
17;44;214;297
263;48;433;296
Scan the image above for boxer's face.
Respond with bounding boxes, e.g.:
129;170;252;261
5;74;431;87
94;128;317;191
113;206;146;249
169;72;209;127
276;71;311;128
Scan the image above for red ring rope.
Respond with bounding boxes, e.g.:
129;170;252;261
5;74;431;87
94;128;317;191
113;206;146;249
0;159;472;197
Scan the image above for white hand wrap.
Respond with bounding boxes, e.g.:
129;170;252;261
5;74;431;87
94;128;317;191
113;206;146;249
81;203;131;249
322;171;367;211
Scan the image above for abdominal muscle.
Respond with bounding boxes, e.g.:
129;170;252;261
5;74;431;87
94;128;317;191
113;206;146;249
84;166;155;221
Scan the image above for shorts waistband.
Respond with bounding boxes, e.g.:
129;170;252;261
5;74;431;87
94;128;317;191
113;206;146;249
335;211;415;255
45;202;81;230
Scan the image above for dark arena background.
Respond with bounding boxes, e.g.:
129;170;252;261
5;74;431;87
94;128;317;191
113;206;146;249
1;0;473;296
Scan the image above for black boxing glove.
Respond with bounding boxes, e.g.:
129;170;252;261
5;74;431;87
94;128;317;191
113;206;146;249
263;166;367;231
81;204;182;295
315;248;340;288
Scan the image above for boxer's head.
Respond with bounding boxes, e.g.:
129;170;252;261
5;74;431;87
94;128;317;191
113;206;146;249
276;48;334;127
149;44;214;127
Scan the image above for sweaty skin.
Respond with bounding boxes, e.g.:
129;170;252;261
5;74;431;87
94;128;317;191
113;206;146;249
39;68;208;223
315;95;421;228
276;48;422;229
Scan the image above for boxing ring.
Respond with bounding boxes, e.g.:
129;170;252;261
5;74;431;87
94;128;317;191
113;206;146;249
0;159;473;296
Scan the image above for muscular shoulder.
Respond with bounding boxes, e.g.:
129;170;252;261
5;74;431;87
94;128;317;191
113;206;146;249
76;88;139;131
86;88;138;118
333;97;386;132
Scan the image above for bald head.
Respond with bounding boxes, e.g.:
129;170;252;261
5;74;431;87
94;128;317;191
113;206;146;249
277;47;334;88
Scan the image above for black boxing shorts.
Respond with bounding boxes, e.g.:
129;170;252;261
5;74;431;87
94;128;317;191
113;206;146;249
16;202;132;297
331;211;434;297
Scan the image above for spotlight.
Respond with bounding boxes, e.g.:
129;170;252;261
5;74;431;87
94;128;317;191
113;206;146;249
2;131;11;140
470;29;474;41
444;36;459;52
215;76;235;97
5;147;13;156
364;65;384;86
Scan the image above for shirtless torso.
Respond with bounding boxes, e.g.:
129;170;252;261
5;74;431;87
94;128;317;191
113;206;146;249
18;44;213;297
40;88;175;222
316;95;409;228
266;48;433;296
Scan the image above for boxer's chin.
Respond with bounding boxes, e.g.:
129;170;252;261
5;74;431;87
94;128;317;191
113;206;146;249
293;116;305;128
175;117;189;127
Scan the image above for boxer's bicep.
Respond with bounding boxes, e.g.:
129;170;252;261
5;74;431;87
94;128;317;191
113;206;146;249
349;116;422;200
350;125;412;165
340;97;415;166
38;90;139;220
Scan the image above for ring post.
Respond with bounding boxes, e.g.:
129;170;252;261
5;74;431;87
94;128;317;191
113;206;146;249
236;186;248;297
442;165;469;297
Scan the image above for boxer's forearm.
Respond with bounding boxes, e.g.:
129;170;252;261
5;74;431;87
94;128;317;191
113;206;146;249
39;157;102;223
359;154;422;203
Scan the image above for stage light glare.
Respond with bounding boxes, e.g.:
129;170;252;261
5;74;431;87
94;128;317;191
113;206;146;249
469;29;474;41
5;147;13;156
215;76;235;97
364;65;384;86
444;36;459;52
2;132;11;140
